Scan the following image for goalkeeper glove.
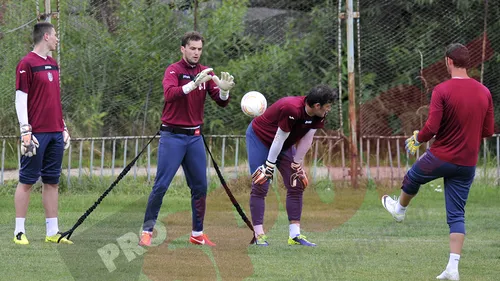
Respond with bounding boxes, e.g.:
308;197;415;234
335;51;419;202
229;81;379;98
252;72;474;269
20;124;39;157
63;125;71;150
182;68;213;94
252;160;275;185
290;162;308;189
405;130;421;155
212;71;235;99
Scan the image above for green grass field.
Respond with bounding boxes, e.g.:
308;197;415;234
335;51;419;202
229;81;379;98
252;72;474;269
0;179;499;281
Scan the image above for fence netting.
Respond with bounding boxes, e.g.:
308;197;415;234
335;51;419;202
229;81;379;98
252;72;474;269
1;0;342;138
359;0;500;137
2;1;500;139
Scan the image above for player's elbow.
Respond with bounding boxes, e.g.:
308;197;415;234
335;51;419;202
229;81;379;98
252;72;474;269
163;89;178;103
217;100;230;108
482;128;494;138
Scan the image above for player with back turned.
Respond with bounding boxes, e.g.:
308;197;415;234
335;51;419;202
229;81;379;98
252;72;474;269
381;43;494;280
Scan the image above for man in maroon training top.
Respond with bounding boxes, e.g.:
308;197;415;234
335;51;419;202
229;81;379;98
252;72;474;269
139;31;235;247
246;85;337;246
14;22;72;245
381;43;494;280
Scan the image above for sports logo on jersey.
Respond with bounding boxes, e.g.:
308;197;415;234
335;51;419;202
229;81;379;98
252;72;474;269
289;116;295;120
48;72;53;81
19;70;26;74
304;120;312;124
183;75;191;79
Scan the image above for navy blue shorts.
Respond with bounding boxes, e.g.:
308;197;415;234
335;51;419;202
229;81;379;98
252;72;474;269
402;150;476;234
19;132;65;185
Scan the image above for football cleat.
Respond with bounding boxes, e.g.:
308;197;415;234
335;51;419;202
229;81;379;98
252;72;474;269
288;234;316;247
13;232;29;245
436;270;459;280
139;231;153;246
381;195;406;222
254;234;269;246
189;234;216;246
45;232;73;244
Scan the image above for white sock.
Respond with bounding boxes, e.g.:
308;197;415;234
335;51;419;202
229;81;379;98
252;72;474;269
395;200;407;214
15;217;26;235
254;225;264;238
289;223;300;238
46;217;59;236
446;253;460;272
192;231;203;237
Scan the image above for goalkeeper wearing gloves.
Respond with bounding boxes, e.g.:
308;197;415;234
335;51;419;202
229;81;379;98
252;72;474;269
246;84;337;247
381;43;494;281
140;31;235;247
13;22;72;245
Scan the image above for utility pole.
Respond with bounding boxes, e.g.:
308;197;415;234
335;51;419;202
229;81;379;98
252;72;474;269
44;0;51;56
346;0;359;188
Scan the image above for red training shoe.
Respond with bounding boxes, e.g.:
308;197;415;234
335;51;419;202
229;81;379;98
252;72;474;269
189;233;216;246
139;231;152;246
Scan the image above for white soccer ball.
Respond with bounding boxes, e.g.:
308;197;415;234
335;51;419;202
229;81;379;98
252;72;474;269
241;91;267;117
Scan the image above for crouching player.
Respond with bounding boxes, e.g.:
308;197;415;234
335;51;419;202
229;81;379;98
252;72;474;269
246;84;337;246
381;43;494;280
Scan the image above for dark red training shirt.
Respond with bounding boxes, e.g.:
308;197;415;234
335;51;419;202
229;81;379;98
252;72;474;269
252;96;325;150
161;59;229;127
418;78;494;166
15;52;64;133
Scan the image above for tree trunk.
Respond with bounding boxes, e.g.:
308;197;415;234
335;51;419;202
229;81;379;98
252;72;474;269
90;0;119;34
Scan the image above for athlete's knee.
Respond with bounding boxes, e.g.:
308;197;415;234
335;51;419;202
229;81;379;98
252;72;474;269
447;210;465;234
190;186;207;199
41;177;60;185
448;220;465;234
286;183;305;195
251;183;270;198
151;181;170;194
42;183;59;190
401;169;422;195
17;182;34;192
20;173;40;185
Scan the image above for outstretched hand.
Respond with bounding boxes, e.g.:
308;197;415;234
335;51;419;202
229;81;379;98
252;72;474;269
193;68;213;87
405;130;421;155
212;72;235;92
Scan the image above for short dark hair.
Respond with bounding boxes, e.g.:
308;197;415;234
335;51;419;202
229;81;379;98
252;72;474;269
445;43;470;68
33;22;54;45
305;84;338;107
181;31;204;47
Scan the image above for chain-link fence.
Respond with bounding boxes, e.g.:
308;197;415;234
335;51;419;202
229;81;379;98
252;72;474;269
359;0;500;137
0;0;38;135
0;0;343;138
2;0;500;177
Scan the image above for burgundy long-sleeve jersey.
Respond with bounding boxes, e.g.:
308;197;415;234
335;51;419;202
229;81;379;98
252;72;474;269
16;52;64;133
417;78;494;166
161;59;229;127
252;96;325;150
